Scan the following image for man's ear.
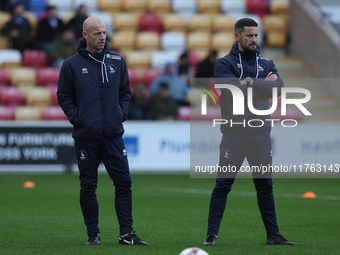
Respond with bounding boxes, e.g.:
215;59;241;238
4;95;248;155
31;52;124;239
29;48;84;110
235;32;240;42
82;31;87;39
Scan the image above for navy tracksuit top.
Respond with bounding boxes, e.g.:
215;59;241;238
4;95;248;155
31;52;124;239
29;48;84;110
57;37;131;139
215;41;284;133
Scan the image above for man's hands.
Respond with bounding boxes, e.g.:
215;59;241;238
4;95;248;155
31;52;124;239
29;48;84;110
265;71;277;81
239;72;278;86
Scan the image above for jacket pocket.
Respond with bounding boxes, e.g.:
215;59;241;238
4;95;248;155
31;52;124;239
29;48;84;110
116;105;124;122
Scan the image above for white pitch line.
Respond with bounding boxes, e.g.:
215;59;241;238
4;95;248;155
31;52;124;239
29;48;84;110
161;187;340;201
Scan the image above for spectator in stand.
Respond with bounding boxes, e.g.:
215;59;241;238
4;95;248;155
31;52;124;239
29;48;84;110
37;5;64;55
128;84;151;120
150;62;189;105
177;51;195;85
196;50;218;78
150;82;178;120
67;4;88;40
51;28;78;69
1;3;34;52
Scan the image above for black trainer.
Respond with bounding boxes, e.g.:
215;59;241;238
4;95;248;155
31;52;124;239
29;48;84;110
119;231;149;245
203;234;217;246
85;232;100;245
266;235;296;245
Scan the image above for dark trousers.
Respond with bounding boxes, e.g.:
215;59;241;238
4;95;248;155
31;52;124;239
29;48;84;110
75;137;133;236
207;132;280;237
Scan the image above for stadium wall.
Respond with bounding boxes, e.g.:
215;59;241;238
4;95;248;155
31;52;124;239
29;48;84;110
291;0;340;101
0;121;339;175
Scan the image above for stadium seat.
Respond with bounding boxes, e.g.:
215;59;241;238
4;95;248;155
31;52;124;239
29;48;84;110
89;12;114;37
212;33;235;52
46;86;59;106
36;67;60;87
0;35;9;49
142;68;161;87
0;106;16;120
265;31;287;47
139;13;163;35
23;11;38;29
125;51;151;70
113;13;140;32
8;67;36;88
0;68;11;87
0;87;26;106
246;0;270;18
15;106;42;121
187;32;211;52
48;0;73;13
162;14;187;33
98;0;122;12
26;87;52;107
161;32;186;52
74;0;98;12
122;0;147;13
28;0;47;18
271;0;290;15
22;50;49;68
171;0;197;14
147;0;172;14
263;15;287;32
189;15;212;33
151;50;182;70
0;49;22;68
42;106;67;120
221;0;247;14
110;31;136;51
0;11;11;30
178;106;190;121
263;15;287;47
136;32;160;51
197;0;221;13
213;15;235;33
127;68;139;88
188;52;201;70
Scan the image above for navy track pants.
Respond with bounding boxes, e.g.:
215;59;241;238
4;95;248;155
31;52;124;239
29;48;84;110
75;137;133;236
207;132;280;237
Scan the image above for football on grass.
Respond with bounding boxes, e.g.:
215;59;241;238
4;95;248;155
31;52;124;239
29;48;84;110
179;247;209;255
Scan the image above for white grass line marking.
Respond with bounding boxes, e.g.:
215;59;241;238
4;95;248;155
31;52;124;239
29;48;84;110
162;188;340;201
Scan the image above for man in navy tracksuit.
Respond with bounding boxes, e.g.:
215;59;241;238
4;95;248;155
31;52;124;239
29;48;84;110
203;18;295;246
57;17;148;246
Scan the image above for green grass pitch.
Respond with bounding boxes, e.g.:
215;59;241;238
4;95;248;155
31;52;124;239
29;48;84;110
1;173;340;255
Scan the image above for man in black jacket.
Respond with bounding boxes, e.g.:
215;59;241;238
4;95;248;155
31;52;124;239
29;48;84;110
57;16;148;246
203;18;295;246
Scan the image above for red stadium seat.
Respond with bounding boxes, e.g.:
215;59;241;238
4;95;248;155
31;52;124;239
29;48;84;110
0;68;11;86
36;67;60;87
178;106;190;121
0;87;26;106
0;106;16;120
246;0;270;18
42;106;67;120
128;68;139;89
46;86;58;106
188;52;201;76
142;68;161;87
139;13;163;35
23;49;49;68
